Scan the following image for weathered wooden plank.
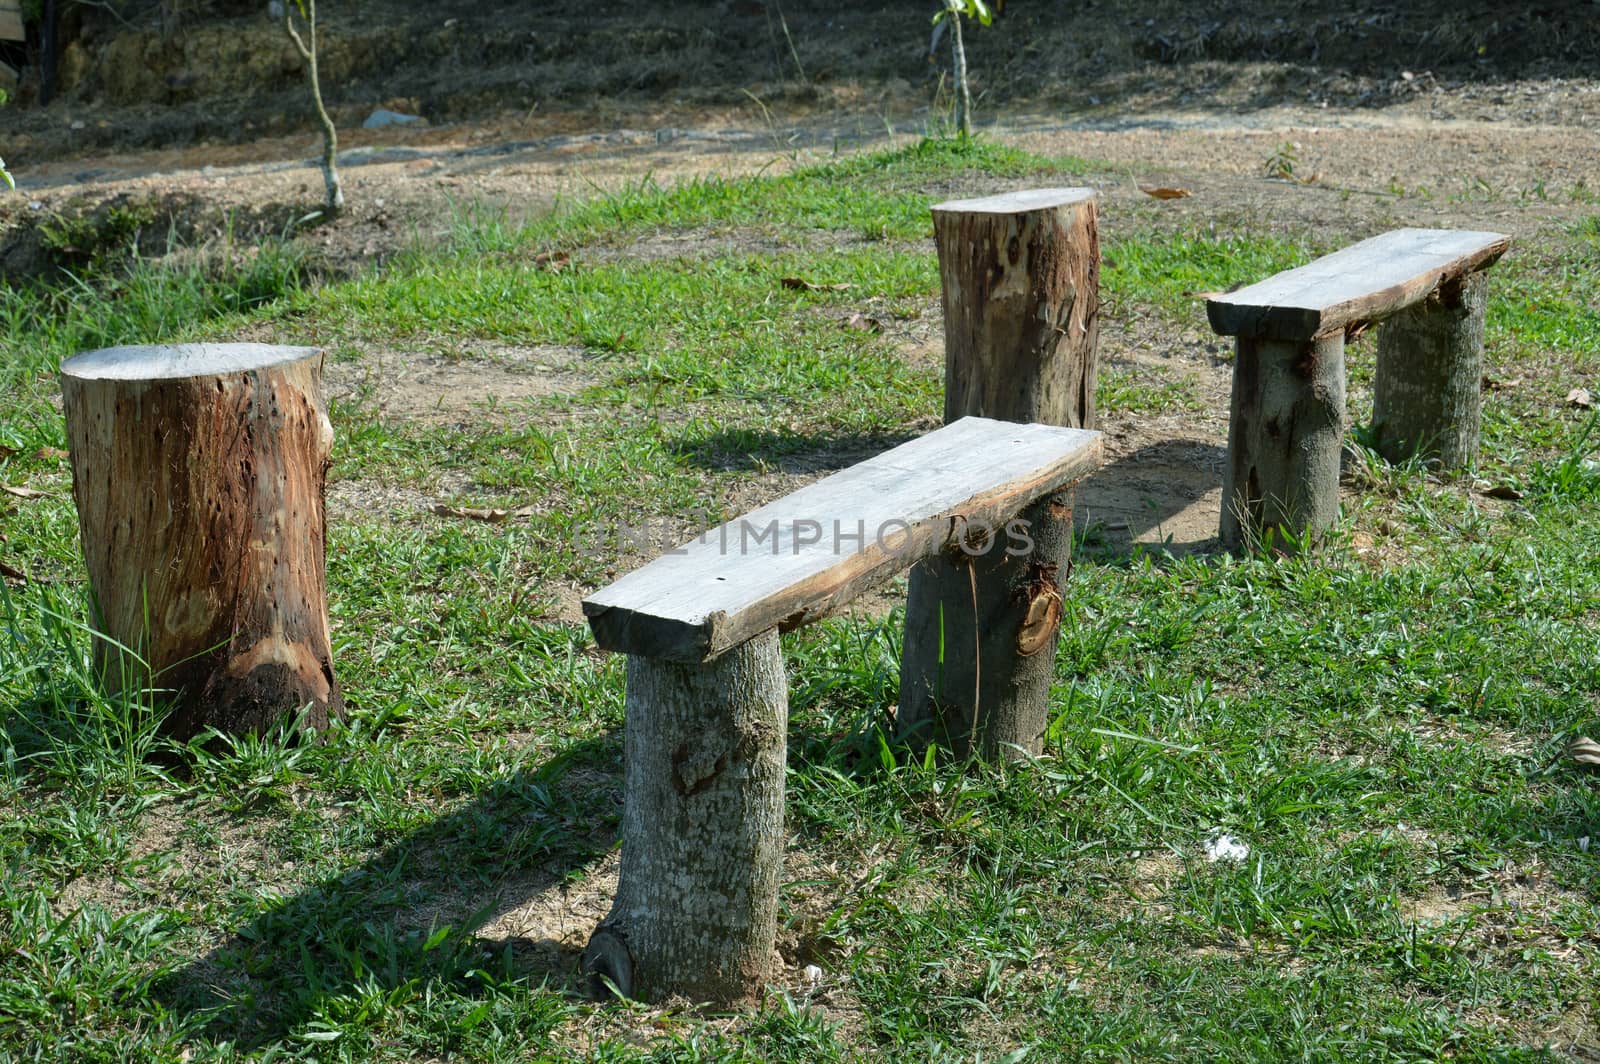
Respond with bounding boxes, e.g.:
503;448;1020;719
932;187;1097;216
1206;228;1510;341
0;1;23;43
583;417;1103;663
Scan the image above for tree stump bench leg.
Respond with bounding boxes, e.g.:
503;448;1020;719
898;491;1074;759
584;628;787;1003
1220;334;1347;552
1371;270;1488;469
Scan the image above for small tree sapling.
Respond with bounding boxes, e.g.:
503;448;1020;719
933;0;992;137
283;0;343;215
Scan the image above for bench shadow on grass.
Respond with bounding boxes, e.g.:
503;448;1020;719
671;426;922;476
151;733;623;1050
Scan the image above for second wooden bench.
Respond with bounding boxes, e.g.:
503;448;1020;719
1206;227;1510;551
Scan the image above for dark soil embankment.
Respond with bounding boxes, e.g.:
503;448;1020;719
5;1;1599;164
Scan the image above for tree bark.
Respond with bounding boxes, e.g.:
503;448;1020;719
1371;270;1487;469
899;189;1098;759
585;628;787;1004
933;190;1100;429
1219;334;1346;553
39;0;58;105
59;343;342;741
898;493;1073;759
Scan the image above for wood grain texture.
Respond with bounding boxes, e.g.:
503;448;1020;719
932;188;1101;428
583;417;1102;663
584;630;787;1004
60;343;342;740
1206;228;1509;341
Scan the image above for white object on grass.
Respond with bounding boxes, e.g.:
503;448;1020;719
1204;832;1250;863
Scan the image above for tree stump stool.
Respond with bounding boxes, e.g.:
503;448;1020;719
60;343;343;741
1206;228;1510;552
900;187;1100;759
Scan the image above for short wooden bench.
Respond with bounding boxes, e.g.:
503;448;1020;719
1206;227;1510;551
580;415;1102;1003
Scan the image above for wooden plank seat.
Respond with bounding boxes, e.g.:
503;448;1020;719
580;416;1102;1004
1205;228;1510;551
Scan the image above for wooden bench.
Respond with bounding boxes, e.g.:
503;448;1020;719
580;416;1102;1003
1206;227;1510;551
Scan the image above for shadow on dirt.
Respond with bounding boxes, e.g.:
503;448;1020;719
1075;439;1227;559
9;0;1595;166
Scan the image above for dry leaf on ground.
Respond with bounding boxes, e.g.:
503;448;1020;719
841;312;885;333
1483;375;1524;391
430;503;537;523
1566;387;1593;408
1568;736;1600;768
781;277;853;292
2;485;50;499
531;251;570;272
1140;186;1192;200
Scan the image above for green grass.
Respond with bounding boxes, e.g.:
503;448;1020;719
2;136;1598;1061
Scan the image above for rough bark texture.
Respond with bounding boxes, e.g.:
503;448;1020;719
585;629;787;1004
1371;270;1488;469
60;344;342;741
934;193;1101;429
898;492;1073;759
1219;334;1347;553
900;190;1099;758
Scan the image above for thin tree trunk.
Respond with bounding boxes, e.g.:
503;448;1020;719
899;189;1099;759
585;629;787;1003
950;10;971;136
59;344;343;741
1371;271;1487;469
284;0;343;215
1219;334;1346;552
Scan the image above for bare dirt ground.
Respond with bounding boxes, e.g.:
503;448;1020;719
5;1;1599;591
